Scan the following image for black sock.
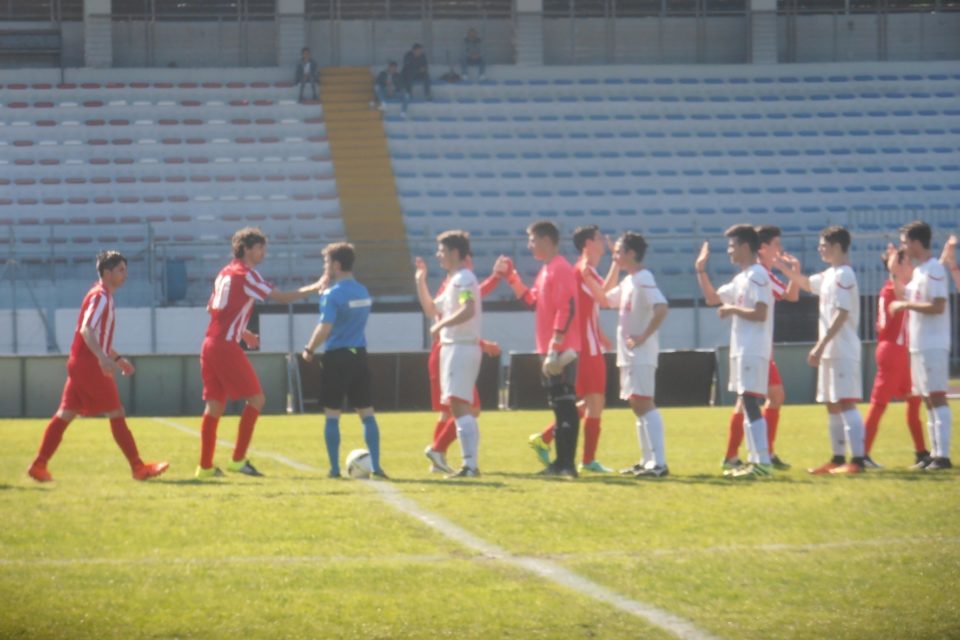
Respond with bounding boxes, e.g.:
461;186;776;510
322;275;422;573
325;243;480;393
553;399;580;470
831;455;846;465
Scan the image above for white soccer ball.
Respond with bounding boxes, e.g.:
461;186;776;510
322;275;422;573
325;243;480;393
345;448;372;479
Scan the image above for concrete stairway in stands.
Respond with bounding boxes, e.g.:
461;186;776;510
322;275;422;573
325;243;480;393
320;67;413;297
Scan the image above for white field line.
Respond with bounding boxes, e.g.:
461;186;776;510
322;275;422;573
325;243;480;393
151;418;720;640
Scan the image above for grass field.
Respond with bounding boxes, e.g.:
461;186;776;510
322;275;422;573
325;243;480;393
2;402;959;640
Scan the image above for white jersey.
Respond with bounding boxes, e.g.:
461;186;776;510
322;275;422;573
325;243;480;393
716;263;774;360
905;257;951;353
436;267;481;344
607;269;668;367
809;264;860;361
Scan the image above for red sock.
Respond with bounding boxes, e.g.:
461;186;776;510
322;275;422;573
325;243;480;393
541;423;556;445
200;413;220;469
233;405;260;462
764;407;780;454
582;417;601;464
109;417;143;470
725;412;744;460
431;417;447;447
864;401;886;455
435;416;458;453
906;396;925;453
34;416;69;466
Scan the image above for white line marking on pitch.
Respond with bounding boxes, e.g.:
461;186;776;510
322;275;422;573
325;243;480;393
152;417;718;640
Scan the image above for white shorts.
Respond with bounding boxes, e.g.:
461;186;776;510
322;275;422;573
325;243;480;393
816;358;862;403
619;362;657;400
728;355;769;397
911;349;949;397
440;342;481;405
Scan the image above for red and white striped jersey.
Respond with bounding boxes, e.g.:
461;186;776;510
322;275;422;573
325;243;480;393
68;281;115;364
576;259;604;358
205;259;274;343
767;267;787;301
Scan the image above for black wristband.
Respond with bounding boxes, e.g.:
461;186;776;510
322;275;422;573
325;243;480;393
113;354;122;362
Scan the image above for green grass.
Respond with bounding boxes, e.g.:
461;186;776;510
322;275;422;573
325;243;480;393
2;402;959;639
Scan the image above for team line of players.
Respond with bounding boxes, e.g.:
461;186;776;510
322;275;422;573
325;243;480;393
26;221;958;482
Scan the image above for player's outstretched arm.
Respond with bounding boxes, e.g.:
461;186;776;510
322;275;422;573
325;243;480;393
774;252;812;293
495;255;535;307
940;233;960;290
268;276;327;305
694;241;722;306
414;256;438;318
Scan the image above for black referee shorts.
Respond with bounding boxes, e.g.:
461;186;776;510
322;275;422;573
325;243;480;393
320;347;373;410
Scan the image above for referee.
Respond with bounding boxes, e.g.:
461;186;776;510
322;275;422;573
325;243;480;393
303;242;386;478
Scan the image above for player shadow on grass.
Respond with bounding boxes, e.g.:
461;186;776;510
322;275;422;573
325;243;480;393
387;477;508;489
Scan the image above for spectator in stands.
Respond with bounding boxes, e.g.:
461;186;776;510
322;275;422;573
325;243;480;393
295;46;319;102
372;60;409;115
402;43;432;101
460;28;486;81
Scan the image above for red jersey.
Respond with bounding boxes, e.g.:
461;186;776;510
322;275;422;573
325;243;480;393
205;259;274;343
767;267;787;302
575;259;604;358
876;280;907;346
521;255;580;355
68;281;115;366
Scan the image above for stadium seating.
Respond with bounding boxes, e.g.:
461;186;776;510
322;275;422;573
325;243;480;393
385;63;960;297
0;80;343;306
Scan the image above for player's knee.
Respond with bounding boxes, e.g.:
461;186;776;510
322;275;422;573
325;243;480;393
741;394;762;422
248;394;265;410
766;384;785;408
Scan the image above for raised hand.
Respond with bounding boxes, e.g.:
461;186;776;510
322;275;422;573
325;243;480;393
695;241;710;271
414;256;428;283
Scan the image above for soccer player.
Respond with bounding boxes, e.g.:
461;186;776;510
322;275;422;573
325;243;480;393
495;220;582;478
695;225;774;479
891;221;952;470
779;225;867;475
606;232;670;477
302;242;387;479
197;227;323;479
416;253;501;475
27;251;168;483
862;247;926;468
720;225;798;472
415;231;484;477
529;224;619;474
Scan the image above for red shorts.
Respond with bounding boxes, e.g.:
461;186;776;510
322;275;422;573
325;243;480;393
870;341;912;404
576;352;607;398
201;337;262;404
60;359;122;416
768;359;782;386
428;341;480;411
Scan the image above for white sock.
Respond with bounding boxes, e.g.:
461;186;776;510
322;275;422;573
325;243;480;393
934;405;952;459
749;417;771;465
841;408;865;458
636;417;653;467
926;415;939;458
741;411;758;463
828;412;846;457
454;414;479;469
643;409;666;467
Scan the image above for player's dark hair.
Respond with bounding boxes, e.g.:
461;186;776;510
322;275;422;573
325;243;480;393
821;225;851;253
324;242;356;272
900;220;932;249
437;230;471;261
232;227;267;259
724;224;760;254
572;225;600;253
96;250;127;276
620;232;648;263
527;220;559;246
882;248;907;272
755;225;782;246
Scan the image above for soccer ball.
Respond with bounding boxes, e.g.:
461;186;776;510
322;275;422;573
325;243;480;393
345;449;372;479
